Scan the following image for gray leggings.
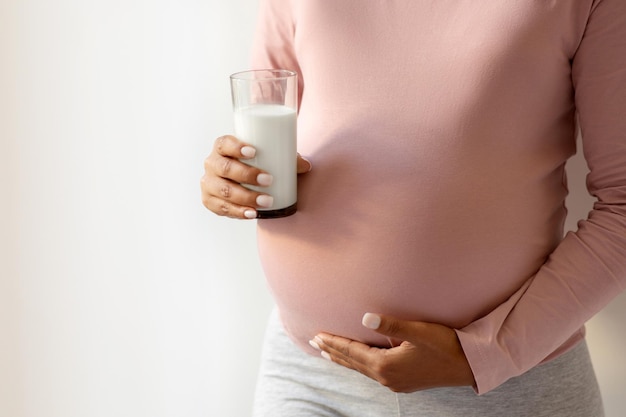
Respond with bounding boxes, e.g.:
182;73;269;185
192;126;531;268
253;309;604;417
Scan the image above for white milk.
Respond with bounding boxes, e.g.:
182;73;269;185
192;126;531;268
234;104;297;217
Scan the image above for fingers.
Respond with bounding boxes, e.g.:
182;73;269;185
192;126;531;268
310;334;379;375
201;135;272;219
201;135;312;219
200;170;273;219
206;153;269;187
362;313;425;343
201;177;273;219
201;193;258;219
213;135;255;159
311;333;410;392
208;136;266;186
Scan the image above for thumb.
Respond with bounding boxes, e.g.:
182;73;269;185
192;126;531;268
297;153;312;174
362;312;418;341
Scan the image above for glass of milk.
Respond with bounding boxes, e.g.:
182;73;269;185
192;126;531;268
230;69;298;218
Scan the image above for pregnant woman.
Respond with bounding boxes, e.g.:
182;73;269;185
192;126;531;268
201;1;626;415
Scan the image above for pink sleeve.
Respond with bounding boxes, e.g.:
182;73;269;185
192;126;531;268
250;0;304;108
456;0;626;394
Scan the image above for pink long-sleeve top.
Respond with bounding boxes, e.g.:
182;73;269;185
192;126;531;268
250;0;626;394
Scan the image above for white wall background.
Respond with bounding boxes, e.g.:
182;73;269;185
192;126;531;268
1;1;624;416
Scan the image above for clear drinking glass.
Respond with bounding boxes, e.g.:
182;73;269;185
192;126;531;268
230;69;298;218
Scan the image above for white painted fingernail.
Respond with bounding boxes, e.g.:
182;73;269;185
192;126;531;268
362;313;381;330
241;146;256;158
321;351;332;361
244;209;257;219
309;339;321;351
257;173;273;187
256;195;274;208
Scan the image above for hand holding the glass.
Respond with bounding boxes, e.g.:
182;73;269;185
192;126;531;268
200;134;311;219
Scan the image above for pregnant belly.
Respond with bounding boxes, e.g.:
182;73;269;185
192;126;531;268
257;203;552;356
